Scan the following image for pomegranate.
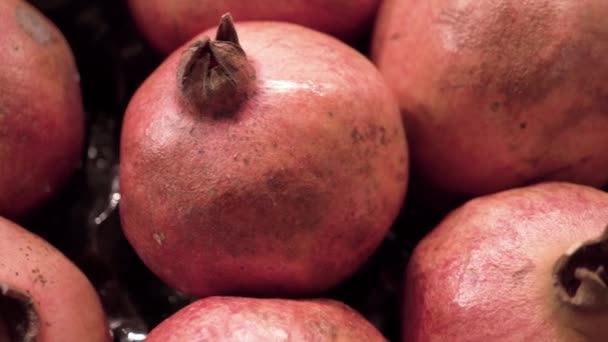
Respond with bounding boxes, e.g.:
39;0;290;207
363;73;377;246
372;0;608;199
127;0;381;54
0;0;84;219
0;217;110;341
147;296;387;341
403;182;608;341
120;15;408;297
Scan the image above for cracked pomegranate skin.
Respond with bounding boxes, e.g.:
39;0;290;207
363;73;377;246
403;182;608;342
127;0;381;54
120;22;408;297
0;0;84;219
0;217;110;342
146;297;388;341
372;0;608;199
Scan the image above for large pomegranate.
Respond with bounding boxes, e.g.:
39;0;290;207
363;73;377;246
403;182;608;341
120;15;408;297
372;0;608;199
0;0;84;219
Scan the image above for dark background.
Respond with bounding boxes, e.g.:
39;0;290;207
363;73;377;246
24;1;446;341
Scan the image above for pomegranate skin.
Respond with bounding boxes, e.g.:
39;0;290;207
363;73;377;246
0;217;111;341
120;21;408;297
372;0;608;199
403;182;608;342
127;0;381;54
147;296;387;342
0;0;84;219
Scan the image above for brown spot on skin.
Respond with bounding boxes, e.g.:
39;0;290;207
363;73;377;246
306;318;340;340
512;258;535;281
437;2;608;116
30;268;46;286
490;102;501;112
188;169;328;257
519;122;527;129
437;3;561;108
351;128;365;144
351;123;392;147
15;5;56;45
379;126;390;146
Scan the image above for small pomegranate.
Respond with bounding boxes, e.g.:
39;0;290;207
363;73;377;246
403;182;608;341
147;296;387;341
0;217;110;341
127;0;381;54
372;0;608;199
120;15;408;297
0;0;84;219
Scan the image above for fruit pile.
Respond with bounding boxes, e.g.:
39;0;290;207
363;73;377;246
1;0;607;341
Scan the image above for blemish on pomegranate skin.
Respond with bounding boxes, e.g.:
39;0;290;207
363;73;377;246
15;5;56;45
390;32;402;41
351;128;365;144
490;102;501;112
153;231;166;246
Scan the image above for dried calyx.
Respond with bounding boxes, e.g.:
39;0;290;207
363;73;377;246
177;13;255;118
0;287;38;342
553;226;608;311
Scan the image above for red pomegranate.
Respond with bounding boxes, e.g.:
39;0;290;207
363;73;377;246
403;182;608;341
0;0;84;219
120;15;408;297
372;0;608;199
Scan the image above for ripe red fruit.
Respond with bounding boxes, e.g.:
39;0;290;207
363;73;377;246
127;0;381;54
146;296;387;341
372;0;608;199
403;182;608;341
120;15;408;297
0;217;110;341
0;0;84;219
